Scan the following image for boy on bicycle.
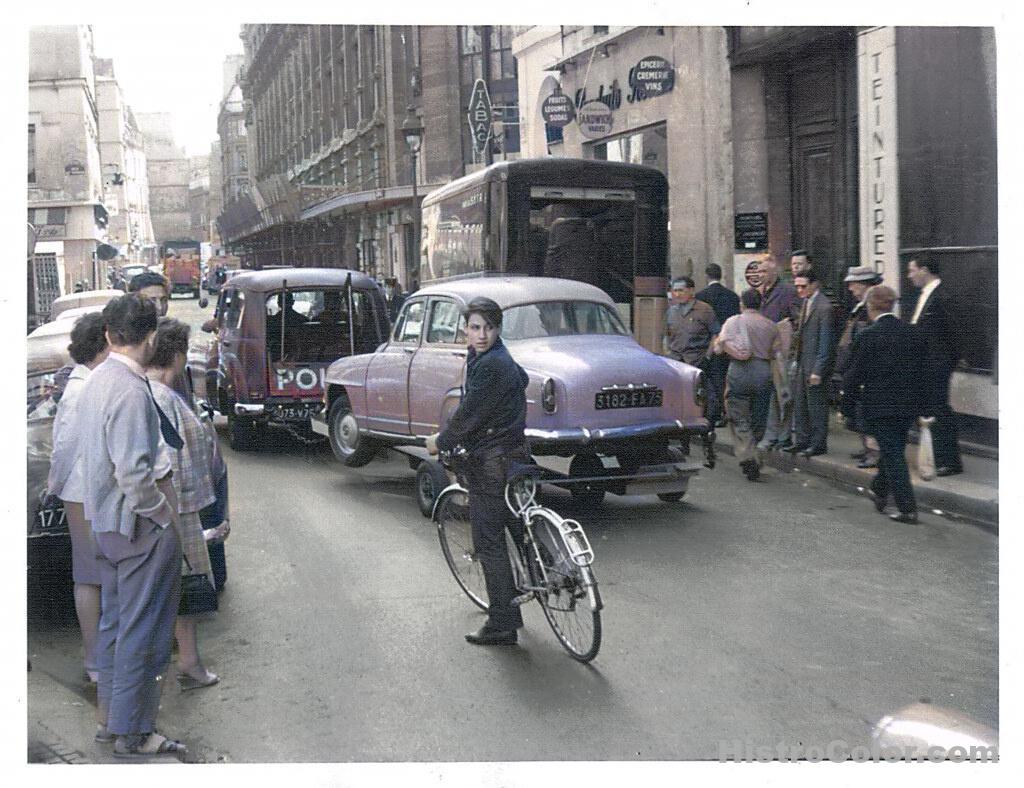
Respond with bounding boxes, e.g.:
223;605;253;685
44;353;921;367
426;297;531;646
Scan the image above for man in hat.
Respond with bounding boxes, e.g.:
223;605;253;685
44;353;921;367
835;266;884;468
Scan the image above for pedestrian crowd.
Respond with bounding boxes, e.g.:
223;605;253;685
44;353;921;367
46;277;231;759
664;252;963;523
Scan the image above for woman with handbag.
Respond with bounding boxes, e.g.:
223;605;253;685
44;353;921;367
713;289;781;481
146;318;224;690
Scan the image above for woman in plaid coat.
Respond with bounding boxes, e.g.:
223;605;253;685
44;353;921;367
147;318;226;691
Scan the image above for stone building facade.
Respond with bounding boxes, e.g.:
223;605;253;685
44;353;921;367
137;112;192;247
514;24;997;434
94;58;156;267
227;24;519;287
28;25;112;307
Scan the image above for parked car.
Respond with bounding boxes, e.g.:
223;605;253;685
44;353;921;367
27;317;74;588
187;267;392;451
49;289;122;320
314;276;713;506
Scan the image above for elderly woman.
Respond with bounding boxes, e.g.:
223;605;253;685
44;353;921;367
146;318;225;690
48;312;110;683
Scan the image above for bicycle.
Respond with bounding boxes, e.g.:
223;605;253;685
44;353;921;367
433;449;603;662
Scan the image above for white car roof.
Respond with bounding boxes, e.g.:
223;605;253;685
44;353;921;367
414;276;614;309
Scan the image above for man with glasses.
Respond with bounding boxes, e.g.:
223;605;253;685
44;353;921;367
788;270;834;457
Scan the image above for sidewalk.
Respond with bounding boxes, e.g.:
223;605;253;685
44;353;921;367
26;646;187;765
712;417;999;530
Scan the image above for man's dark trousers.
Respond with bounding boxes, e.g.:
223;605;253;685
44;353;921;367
793;377;829;451
700;355;727;423
95;518;181;735
869;417;917;515
467;451;524;631
929;361;962;470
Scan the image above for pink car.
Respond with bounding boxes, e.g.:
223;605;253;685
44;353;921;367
314;277;713;506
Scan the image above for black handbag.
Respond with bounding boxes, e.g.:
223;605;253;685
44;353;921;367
179;554;218;616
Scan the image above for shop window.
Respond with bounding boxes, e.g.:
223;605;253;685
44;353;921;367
588;123;668;177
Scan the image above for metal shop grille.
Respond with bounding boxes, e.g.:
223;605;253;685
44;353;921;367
32;253;60;319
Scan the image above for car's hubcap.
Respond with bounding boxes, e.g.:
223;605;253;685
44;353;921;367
338;412;359;453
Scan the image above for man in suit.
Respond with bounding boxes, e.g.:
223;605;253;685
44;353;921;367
843;285;926;523
81;294;187;758
696;263;739;427
788;269;834;456
756;255;802;450
908;258;963;476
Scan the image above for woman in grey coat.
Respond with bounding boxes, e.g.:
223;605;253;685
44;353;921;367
47;313;109;683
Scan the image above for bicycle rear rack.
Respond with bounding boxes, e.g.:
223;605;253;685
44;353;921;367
556;517;594;567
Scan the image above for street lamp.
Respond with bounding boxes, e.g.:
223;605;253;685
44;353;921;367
401;106;424;291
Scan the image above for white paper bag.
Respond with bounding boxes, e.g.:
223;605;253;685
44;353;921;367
917;417;936;481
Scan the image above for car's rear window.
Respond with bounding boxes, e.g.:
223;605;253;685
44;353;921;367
502;301;628;341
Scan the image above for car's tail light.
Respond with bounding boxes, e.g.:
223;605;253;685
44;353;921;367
694;371;707;414
542;378;557;414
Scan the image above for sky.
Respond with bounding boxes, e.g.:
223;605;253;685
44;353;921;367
91;22;244;157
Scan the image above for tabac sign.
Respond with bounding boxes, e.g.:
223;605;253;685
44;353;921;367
467;79;493;154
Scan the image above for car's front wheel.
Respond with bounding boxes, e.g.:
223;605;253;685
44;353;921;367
328;396;379;467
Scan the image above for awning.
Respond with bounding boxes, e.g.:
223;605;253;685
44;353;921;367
545;29;633;72
300;183;444;222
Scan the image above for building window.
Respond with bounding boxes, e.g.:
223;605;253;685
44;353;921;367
592;26;609;36
587;123;668;177
28;124;36;183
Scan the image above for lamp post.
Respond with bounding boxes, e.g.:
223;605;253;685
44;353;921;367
401;107;424;292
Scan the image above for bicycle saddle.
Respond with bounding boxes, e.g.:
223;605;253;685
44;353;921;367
507;460;544;483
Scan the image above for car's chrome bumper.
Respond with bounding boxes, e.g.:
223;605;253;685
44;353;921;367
311;409;328;436
525;419;710;452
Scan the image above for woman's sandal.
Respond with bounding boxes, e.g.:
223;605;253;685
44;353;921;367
177;665;220;691
112;731;186;758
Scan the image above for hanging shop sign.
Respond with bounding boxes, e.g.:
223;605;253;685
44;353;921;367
630;56;675;99
577;100;614;140
541;90;575;128
467;78;493;154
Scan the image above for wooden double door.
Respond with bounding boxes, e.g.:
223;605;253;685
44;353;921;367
788;33;858;300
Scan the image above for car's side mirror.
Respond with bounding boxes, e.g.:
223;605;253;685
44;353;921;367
198;297;209;309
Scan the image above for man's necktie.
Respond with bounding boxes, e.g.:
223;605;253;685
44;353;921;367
146;380;185;450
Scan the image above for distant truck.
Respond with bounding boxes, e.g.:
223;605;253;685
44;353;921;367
161;240;202;298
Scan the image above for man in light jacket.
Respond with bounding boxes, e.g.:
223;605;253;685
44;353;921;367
81;294;187;759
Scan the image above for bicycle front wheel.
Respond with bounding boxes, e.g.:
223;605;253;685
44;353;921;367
528;513;602;662
436;488;488;611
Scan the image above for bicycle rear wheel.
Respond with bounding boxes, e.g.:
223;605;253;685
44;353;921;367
528;512;602;662
436;488;488;611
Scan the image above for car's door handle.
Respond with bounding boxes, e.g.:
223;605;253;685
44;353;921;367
402;347;415;354
451;351;466;357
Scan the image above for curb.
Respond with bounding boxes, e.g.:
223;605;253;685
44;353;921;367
714;438;998;531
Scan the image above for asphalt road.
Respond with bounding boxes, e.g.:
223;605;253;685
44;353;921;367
26;294;999;762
